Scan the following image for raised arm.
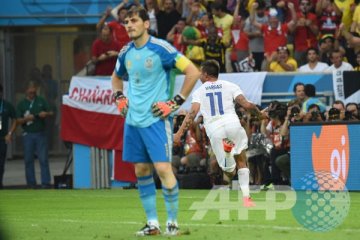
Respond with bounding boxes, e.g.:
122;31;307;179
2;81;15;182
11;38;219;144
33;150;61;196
286;2;297;32
250;2;262;30
174;102;201;144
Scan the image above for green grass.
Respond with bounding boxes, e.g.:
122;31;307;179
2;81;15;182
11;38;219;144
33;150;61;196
0;189;359;240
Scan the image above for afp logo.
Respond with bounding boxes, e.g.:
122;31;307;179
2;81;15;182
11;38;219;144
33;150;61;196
311;125;349;185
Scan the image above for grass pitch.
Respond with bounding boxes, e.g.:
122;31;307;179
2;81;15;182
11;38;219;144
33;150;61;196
0;189;359;240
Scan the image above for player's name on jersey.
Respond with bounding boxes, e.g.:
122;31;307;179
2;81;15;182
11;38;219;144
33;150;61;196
205;84;223;90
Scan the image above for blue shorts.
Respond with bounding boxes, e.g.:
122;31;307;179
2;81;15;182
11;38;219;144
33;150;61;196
123;119;173;163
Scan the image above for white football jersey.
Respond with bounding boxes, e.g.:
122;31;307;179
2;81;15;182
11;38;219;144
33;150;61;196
191;79;243;124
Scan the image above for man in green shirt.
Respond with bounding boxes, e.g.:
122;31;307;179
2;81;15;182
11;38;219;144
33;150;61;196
16;81;54;188
0;84;17;189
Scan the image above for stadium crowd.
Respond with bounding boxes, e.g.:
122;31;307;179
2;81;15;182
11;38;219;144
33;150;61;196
90;0;360;189
92;0;360;75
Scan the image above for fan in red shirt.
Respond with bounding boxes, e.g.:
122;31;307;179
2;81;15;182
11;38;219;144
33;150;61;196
292;0;319;66
250;1;297;61
96;5;130;50
91;24;121;76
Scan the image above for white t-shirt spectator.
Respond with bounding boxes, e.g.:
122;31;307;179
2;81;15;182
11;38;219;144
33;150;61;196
298;62;329;72
326;62;354;71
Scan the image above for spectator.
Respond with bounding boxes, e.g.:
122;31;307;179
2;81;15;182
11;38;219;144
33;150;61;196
303;103;325;122
345;102;360;120
292;82;306;106
250;2;297;68
16;81;54;189
0;84;17;189
96;2;130;50
156;0;181;39
144;0;160;35
211;2;234;72
318;34;342;65
91;24;121;76
339;23;360;52
292;0;319;66
298;47;329;72
268;45;298;72
166;18;187;54
316;0;342;37
326;49;354;71
302;84;327;113
196;13;223;39
185;0;207;26
335;0;355;31
230;1;251;72
331;99;346;120
184;26;229;72
182;26;205;66
244;0;268;71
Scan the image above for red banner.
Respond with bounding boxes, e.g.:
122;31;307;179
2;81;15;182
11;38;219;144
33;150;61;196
60;76;135;182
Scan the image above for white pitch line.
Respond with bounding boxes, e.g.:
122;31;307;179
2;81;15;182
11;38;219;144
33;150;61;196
6;217;360;233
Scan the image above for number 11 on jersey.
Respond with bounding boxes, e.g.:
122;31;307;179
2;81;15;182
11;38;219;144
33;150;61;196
206;91;224;116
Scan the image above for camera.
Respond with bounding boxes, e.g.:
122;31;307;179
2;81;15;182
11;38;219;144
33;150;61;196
328;108;341;121
290;106;300;118
310;111;319;120
268;103;287;120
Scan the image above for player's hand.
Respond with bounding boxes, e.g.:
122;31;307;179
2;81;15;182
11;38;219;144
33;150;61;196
113;91;128;117
152;94;185;119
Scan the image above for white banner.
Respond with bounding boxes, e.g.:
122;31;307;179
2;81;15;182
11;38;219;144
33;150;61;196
174;72;267;111
332;70;345;101
332;70;360;104
64;72;266;114
64;76;119;115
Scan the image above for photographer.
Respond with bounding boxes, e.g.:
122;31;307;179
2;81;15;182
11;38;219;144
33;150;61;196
344;102;360;121
303;104;324;122
172;111;187;173
173;111;206;173
260;102;289;189
327;107;342;122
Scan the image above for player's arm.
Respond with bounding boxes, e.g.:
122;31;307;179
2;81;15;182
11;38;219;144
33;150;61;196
111;71;128;117
152;55;200;119
235;94;267;119
174;102;200;145
175;55;201;99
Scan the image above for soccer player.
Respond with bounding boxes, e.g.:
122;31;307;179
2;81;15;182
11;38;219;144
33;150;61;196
111;5;200;236
174;59;265;207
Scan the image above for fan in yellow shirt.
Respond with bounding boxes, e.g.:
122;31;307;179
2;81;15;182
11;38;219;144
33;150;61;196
268;45;298;72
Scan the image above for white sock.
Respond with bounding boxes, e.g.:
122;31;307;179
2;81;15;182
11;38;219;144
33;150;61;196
148;220;160;228
224;153;236;170
238;168;250;197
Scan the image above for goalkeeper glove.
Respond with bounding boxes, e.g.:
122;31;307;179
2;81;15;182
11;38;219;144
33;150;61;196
152;94;185;119
113;91;128;117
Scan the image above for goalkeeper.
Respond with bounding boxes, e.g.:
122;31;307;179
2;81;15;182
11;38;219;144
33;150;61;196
111;5;200;237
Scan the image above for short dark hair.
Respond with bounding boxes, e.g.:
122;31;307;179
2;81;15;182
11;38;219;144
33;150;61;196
201;60;220;78
305;84;316;97
308;103;320;111
293;82;305;93
333;100;345;108
346;102;359;110
126;5;149;22
306;47;319;55
117;6;128;16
